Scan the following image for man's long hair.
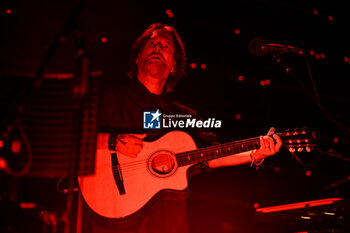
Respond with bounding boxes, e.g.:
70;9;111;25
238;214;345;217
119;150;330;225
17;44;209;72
129;23;187;92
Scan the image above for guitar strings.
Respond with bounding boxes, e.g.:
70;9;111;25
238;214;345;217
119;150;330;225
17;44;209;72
118;136;260;169
117;137;262;177
103;130;308;170
118;136;260;168
96;131;309;177
112;137;261;172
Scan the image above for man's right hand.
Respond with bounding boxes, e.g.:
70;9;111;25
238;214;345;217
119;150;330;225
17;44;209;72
115;133;147;158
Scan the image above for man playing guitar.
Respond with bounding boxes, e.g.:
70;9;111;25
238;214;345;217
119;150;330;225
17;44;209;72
79;23;282;233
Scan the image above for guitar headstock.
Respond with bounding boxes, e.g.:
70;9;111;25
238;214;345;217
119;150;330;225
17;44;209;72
277;127;317;153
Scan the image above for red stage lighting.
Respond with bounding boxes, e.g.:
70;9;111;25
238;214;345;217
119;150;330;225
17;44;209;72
305;170;312;177
101;37;108;43
190;63;197;69
165;9;174;18
256;198;343;213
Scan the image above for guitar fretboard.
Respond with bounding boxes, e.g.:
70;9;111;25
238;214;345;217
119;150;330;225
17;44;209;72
175;137;260;167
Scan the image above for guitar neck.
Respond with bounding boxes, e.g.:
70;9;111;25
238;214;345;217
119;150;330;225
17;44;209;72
175;136;260;167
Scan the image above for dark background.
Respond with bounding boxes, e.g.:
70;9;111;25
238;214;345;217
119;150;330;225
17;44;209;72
0;0;349;232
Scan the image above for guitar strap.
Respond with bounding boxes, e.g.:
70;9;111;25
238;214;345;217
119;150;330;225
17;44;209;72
108;134;126;195
110;152;126;195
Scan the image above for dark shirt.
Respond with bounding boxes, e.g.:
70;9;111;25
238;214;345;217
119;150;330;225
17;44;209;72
82;79;218;233
99;79;218;147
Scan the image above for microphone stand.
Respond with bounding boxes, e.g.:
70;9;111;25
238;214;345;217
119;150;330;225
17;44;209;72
64;24;89;233
2;1;87;233
2;0;85;173
271;54;350;138
9;0;86;116
272;55;350;198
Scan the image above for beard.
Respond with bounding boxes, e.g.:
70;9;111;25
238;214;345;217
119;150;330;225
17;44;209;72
141;60;167;78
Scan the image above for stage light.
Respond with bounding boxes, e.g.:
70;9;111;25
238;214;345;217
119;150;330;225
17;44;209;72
333;137;339;143
315;54;320;60
259;80;266;86
309;50;315;56
305;170;312;177
6;9;12;14
0;158;7;170
265;79;271;85
320;53;325;59
313;9;318;15
20;202;37;209
234;29;240;35
200;64;207;69
101;37;108;43
256;198;343;213
165;9;174;18
328;16;334;21
273;166;280;173
190;63;197;69
235;114;242;120
323;212;335;216
344;57;348;62
238;75;244;81
11;140;21;154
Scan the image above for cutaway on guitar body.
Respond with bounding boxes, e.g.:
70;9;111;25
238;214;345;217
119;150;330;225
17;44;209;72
78;128;316;220
78;130;196;219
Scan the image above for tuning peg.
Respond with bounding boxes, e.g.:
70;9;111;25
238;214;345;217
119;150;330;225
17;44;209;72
289;148;296;153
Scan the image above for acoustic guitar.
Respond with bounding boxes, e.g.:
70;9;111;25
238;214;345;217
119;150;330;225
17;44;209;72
78;129;316;220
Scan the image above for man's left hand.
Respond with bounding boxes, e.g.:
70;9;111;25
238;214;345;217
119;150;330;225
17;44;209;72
253;127;282;161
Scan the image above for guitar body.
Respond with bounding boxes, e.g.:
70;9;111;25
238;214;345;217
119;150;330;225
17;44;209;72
78;130;196;219
78;127;315;220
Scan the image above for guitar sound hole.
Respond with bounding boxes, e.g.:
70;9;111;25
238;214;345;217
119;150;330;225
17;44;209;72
151;153;176;175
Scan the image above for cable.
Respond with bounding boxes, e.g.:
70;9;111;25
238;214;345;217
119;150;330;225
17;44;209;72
275;54;350;138
303;52;319;99
290;150;323;167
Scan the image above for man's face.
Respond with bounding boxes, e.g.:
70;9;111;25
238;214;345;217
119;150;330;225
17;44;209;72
136;29;176;79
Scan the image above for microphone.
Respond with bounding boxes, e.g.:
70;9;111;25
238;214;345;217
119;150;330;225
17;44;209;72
248;38;303;56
